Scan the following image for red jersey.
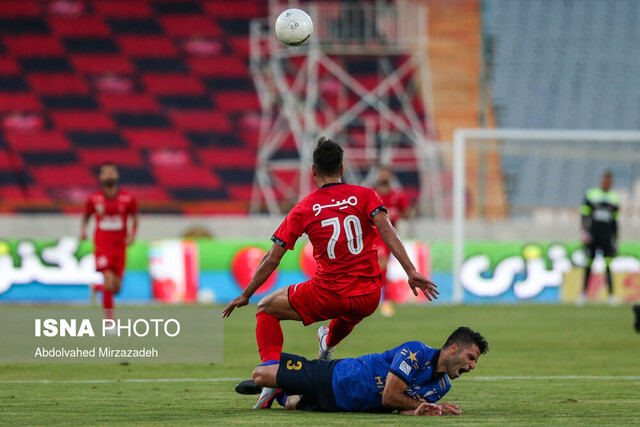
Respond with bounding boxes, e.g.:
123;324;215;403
272;183;386;297
377;189;409;226
85;189;137;251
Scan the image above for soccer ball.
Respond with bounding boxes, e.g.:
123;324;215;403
275;8;313;47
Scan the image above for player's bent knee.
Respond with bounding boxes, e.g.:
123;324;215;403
285;395;300;410
256;296;271;313
112;279;122;294
252;367;266;386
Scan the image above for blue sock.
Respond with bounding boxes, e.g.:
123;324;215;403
276;392;288;408
258;359;279;367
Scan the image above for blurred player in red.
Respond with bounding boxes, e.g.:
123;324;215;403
374;166;410;318
80;163;138;320
223;138;437;409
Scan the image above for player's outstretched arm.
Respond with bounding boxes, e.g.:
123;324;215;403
373;212;438;301
80;213;91;240
126;213;138;246
383;372;440;415
398;402;442;416
222;243;287;318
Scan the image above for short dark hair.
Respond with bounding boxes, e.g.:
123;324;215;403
100;162;117;172
603;170;613;178
443;327;488;354
313;137;343;177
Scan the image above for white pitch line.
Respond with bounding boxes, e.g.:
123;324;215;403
469;375;640;380
1;375;639;385
0;378;244;384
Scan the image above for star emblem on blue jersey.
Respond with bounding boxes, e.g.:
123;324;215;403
407;351;418;363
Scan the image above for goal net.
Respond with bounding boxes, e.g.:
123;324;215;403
451;128;640;302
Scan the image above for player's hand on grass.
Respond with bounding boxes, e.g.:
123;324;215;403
222;295;250;318
125;234;135;246
408;271;439;301
413;402;441;416
581;231;591;245
80;230;87;241
440;402;462;415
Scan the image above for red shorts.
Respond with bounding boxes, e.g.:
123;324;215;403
288;280;381;326
95;249;125;279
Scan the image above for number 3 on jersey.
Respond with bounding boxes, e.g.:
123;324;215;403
321;215;363;259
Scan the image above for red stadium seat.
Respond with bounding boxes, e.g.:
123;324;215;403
198;147;256;168
49;16;111;36
51;111;115;131
203;1;262;18
142;74;205;95
0;150;23;169
0;0;305;211
153;165;221;188
4;35;65;56
117;36;178;57
27;74;90;94
0;186;28;202
229;36;251;57
0;57;20;73
160;16;221;37
0;93;42;113
119;185;170;201
93;1;153;18
5;131;72;152
71;55;134;74
169;111;231;132
227;184;254;201
213;91;260;113
78;148;143;167
187;56;247;77
31;164;94;187
0;1;39;17
123;129;189;149
98;93;159;112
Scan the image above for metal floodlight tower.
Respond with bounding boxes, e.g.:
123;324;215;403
249;0;443;216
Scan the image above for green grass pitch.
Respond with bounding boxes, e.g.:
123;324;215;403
1;304;639;425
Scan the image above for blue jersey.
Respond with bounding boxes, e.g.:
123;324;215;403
331;341;451;412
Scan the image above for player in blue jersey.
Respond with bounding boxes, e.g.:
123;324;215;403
248;327;488;415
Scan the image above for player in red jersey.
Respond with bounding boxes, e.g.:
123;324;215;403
80;163;138;320
374;166;410;318
223;137;438;409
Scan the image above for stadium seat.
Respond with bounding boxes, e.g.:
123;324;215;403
5;131;72;152
51;111;115;131
117;36;178;56
123;129;189;149
49;16;111;36
0;93;42;113
31;164;94;187
153;165;221;188
0;0;275;211
93;1;153;18
4;35;65;56
27;74;89;94
78;148;143;168
71;55;134;74
0;1;40;17
98;93;160;112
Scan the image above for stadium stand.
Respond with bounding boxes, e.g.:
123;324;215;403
483;0;640;211
0;0;269;213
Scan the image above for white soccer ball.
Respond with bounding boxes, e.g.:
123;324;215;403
275;8;313;47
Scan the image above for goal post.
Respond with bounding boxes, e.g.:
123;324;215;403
452;128;640;304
